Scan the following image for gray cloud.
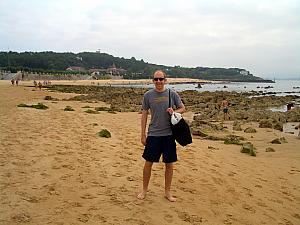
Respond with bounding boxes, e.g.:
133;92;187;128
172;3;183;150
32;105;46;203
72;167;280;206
0;0;299;78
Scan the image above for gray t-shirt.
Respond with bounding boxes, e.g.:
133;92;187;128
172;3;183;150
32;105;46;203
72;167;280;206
142;88;183;136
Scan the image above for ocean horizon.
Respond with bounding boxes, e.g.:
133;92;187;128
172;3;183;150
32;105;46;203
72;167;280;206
117;79;300;96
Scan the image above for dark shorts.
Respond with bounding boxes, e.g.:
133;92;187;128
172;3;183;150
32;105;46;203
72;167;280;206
142;135;177;163
223;108;228;113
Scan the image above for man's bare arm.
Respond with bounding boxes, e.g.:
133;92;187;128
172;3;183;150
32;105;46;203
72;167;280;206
141;109;148;145
175;104;186;114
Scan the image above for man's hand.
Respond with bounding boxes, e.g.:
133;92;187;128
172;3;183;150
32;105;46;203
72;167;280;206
166;107;174;115
141;134;147;146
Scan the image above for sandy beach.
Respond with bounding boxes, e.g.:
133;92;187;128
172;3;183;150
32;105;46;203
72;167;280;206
1;80;300;225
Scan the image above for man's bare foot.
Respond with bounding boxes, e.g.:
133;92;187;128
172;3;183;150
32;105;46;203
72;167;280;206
137;192;146;200
165;193;176;202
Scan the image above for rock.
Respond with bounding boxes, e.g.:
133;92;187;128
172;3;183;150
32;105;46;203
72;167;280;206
271;138;281;144
279;137;287;143
286;108;300;122
206;135;224;141
44;96;59;101
44;96;52;100
241;142;256;156
208;146;219;150
233;124;242;131
191;129;208;137
259;119;273;128
233;120;242;131
244;127;257;133
266;147;275;152
273;122;283;131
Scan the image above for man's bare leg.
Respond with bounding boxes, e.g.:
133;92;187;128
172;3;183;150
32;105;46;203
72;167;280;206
137;161;153;199
165;163;176;202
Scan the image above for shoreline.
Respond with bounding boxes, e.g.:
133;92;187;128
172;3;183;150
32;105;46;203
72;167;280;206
0;78;217;86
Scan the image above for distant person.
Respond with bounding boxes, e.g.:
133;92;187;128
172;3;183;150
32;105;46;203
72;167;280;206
221;97;230;120
38;81;42;90
138;70;186;202
287;103;294;111
33;80;37;89
11;79;15;86
16;79;19;86
296;124;300;138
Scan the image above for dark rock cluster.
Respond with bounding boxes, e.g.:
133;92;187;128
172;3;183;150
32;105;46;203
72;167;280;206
47;85;300;131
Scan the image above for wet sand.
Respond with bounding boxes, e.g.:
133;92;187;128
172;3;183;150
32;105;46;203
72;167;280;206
1;80;300;224
17;78;215;87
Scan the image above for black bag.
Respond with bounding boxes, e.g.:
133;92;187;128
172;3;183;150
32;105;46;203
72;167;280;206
169;89;192;146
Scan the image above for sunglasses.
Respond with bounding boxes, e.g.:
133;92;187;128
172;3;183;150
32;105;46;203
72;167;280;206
153;77;165;81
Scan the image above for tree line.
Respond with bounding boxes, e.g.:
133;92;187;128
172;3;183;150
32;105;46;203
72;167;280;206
0;51;271;82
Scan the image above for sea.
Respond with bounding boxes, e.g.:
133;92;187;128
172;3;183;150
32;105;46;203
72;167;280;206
118;79;300;96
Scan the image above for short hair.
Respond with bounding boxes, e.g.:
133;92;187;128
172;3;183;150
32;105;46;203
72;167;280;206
153;70;167;78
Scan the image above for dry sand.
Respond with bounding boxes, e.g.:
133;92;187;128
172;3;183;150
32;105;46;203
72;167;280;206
1;80;300;225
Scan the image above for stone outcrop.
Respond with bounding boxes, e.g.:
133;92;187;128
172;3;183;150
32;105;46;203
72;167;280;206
241;142;256;156
244;127;257;133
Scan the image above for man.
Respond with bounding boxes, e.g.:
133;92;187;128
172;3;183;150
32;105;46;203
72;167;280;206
137;70;185;202
221;97;230;120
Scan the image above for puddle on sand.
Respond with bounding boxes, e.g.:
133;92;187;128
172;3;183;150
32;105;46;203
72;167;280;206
283;122;300;136
269;105;299;112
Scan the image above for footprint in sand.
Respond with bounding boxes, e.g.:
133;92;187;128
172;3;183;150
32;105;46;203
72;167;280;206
242;203;256;213
164;214;174;223
223;214;237;224
228;171;237;177
69;202;83;207
257;200;267;207
16;191;41;203
292;213;300;219
93;214;108;223
212;176;225;185
77;213;92;223
178;186;198;194
112;172;124;177
11;212;31;223
177;211;203;224
80;193;96;199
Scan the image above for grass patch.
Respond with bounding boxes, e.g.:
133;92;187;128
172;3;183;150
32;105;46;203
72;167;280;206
98;129;111;138
224;135;245;145
17;103;29;107
95;106;111;111
64;106;75;111
108;110;117;114
17;103;48;110
85;109;99;114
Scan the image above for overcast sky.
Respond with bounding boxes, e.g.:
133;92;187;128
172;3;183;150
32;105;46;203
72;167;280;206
0;0;299;79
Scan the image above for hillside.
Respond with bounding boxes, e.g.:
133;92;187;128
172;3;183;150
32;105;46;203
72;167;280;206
0;51;273;82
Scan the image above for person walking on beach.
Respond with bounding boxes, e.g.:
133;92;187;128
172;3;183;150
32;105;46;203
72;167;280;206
296;124;300;138
138;70;186;202
33;80;37;89
221;97;230;120
38;81;42;90
11;79;15;86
